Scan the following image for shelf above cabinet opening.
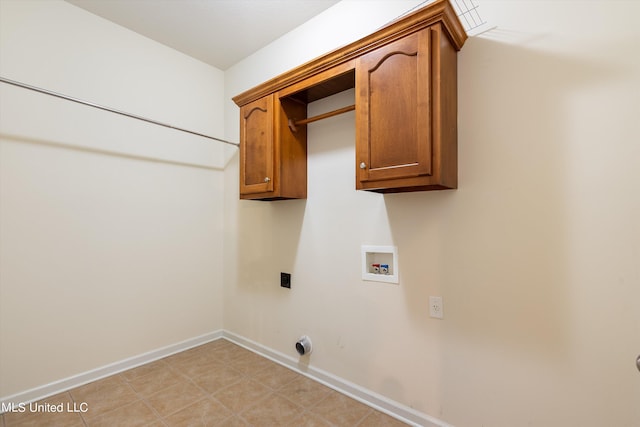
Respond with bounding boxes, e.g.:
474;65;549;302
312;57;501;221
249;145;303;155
234;0;467;201
284;68;355;105
279;65;356;133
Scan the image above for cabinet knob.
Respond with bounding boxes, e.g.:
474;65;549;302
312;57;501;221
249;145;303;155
359;162;367;169
264;177;271;183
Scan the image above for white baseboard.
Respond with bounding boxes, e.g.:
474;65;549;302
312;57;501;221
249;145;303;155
222;331;452;427
0;330;223;411
1;329;452;427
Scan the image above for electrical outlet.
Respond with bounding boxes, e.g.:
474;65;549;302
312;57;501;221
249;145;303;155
280;272;291;289
429;296;443;319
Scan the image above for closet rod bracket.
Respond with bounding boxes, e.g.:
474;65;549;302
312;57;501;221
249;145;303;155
288;118;298;133
287;104;356;134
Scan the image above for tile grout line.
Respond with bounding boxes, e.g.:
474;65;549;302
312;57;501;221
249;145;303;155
4;341;409;427
122;362;174;426
69;391;89;427
155;345;279;425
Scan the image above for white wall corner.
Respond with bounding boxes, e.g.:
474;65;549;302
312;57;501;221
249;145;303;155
222;330;452;427
0;331;223;411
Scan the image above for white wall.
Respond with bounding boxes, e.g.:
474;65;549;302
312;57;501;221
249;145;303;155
224;1;640;426
0;0;225;398
2;0;638;424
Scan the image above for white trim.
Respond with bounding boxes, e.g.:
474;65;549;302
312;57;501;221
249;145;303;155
222;331;453;427
361;245;399;284
1;329;453;427
0;330;222;411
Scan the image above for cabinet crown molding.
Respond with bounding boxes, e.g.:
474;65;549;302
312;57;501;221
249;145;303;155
232;0;466;107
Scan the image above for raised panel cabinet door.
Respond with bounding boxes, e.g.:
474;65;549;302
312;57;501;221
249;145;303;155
239;95;275;196
356;29;432;187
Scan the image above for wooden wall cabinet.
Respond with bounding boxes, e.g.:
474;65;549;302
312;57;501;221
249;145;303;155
356;23;458;192
239;94;307;200
233;0;466;200
239;95;273;197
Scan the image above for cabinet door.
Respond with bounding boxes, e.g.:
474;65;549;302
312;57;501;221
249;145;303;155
240;95;274;196
356;29;432;188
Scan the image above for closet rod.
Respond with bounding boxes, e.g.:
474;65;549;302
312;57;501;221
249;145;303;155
0;76;239;148
288;104;355;133
296;104;355;126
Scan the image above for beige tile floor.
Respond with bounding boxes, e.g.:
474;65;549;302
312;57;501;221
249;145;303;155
1;339;409;426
